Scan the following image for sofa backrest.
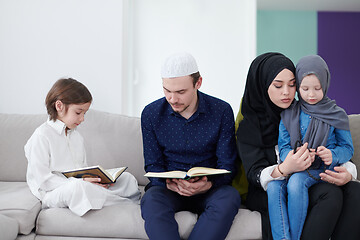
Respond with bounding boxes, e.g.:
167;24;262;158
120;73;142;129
349;114;360;178
0;113;47;181
77;110;148;186
1;111;359;183
0;110;149;186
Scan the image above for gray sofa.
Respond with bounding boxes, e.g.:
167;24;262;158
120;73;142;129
1;110;359;240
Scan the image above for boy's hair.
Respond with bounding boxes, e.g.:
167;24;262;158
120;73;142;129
45;78;92;121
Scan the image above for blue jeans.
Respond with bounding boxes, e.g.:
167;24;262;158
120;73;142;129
267;169;323;240
141;185;241;240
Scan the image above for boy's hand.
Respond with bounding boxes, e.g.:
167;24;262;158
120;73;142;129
83;177;112;189
317;146;332;165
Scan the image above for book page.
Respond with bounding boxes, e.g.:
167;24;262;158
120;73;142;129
106;167;127;179
62;165;101;173
187;167;231;177
144;171;187;179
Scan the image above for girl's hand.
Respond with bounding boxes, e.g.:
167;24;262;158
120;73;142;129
319;166;352;186
316;146;332;165
83;177;111;189
281;143;314;175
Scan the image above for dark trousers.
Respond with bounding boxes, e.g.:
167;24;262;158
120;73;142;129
332;181;360;240
302;181;360;240
141;185;241;240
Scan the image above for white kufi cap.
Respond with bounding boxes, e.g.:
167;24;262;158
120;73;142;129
161;52;198;78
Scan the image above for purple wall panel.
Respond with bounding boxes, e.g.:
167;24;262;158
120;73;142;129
318;12;360;114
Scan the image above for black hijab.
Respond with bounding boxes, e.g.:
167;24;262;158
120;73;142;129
237;52;295;148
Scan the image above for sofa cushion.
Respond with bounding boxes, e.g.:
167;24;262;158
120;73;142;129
35;237;143;240
0;182;41;235
226;208;262;240
78;110;149;186
15;233;36;240
36;204;197;239
0;214;19;240
349;114;360;177
0;113;46;182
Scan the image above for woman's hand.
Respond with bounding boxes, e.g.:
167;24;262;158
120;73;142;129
317;146;333;165
319;166;352;186
281;143;315;175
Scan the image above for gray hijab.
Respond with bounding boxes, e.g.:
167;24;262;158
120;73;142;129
281;55;349;167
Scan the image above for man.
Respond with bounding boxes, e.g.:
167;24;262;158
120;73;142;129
140;52;241;240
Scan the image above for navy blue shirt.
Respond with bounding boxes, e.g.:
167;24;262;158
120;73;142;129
141;91;238;189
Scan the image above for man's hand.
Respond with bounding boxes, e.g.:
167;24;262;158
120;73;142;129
317;146;333;165
166;176;212;196
319;166;352;186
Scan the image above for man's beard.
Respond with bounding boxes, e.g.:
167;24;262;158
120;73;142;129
171;103;189;114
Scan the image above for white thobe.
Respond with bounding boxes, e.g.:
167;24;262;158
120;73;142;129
25;119;140;216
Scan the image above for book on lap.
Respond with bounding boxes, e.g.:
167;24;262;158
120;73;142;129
61;165;128;184
144;167;230;180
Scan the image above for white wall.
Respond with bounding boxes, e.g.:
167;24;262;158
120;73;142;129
0;0;125;114
0;0;256;117
130;0;256;117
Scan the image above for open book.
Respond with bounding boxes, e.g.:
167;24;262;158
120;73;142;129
144;167;230;180
62;165;128;184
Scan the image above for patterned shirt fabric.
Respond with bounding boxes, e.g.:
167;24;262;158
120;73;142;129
278;109;354;169
141;91;238;189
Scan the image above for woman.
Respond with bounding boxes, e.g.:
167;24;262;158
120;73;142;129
234;52;360;239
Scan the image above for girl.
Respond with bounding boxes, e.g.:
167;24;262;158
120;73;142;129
25;78;140;216
267;55;354;240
